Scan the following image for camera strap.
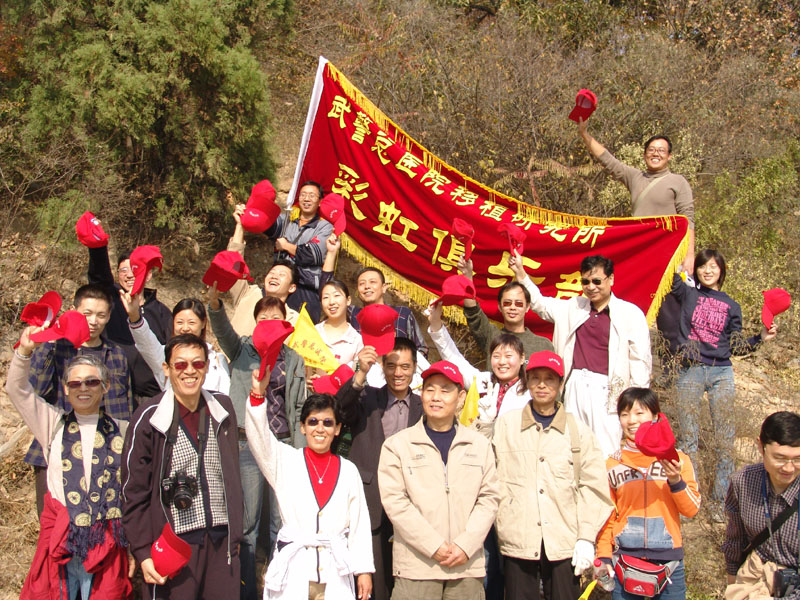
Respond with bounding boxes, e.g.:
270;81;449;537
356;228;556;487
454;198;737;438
740;472;800;565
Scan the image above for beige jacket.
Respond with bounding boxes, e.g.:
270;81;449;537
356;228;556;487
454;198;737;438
226;239;299;337
492;404;613;561
378;419;500;580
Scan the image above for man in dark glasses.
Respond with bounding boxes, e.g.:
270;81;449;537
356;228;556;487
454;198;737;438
510;253;652;457
457;257;553;370
121;333;243;600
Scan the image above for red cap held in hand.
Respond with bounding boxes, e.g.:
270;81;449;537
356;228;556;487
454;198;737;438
497;223;526;255
432;274;476;307
320;193;346;235
21;291;62;327
202;251;254;293
75;211;109;248
568;89;597;123
451;218;475;262
151;523;191;579
253;320;294;380
635;413;680;463
761;288;791;329
242;180;280;233
29;310;90;348
313;364;355;395
421;360;464;388
526;350;565;378
129;245;163;297
356;304;399;356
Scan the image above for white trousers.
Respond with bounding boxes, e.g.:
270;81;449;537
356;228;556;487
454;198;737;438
564;369;621;457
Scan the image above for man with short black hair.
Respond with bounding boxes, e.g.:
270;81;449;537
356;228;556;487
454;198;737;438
228;205;300;332
724;412;800;594
458;257;554;370
510;253;651;456
378;360;500;600
336;337;423;600
81;214;171;403
25;284;132;515
122;333;243;599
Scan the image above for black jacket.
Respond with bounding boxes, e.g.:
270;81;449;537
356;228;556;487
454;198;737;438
88;246;172;398
336;379;422;530
121;390;243;564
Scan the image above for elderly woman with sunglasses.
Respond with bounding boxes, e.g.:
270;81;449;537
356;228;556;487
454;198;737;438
7;326;133;599
246;367;374;600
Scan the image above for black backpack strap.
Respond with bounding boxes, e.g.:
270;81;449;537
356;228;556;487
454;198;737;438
739;501;799;566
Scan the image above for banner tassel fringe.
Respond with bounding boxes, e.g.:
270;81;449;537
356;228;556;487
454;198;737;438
646;222;689;326
340;234;467;326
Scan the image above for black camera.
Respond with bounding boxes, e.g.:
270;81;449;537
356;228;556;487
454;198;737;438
161;470;198;510
774;568;800;598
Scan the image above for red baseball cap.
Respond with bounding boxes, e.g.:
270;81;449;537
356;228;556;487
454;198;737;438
497;223;526;255
248;179;277;209
433;274;476;307
241;203;281;234
320;193;346;235
526;350;565;378
451;218;474;261
761;288;791;329
568;89;597;123
29;310;90;348
129;245;163;296
313;364;355;395
75;211;109;248
252;319;294;380
202;251;254;293
421;360;464;388
635;413;680;463
150;523;191;579
21;291;62;327
356;304;399;355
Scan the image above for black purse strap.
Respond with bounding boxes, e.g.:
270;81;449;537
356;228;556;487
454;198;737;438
740;500;799;564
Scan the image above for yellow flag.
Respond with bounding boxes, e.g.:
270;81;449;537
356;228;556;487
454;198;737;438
459;376;479;426
578;580;597;600
287;304;340;373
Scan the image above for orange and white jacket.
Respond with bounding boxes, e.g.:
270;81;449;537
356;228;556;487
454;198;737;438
597;443;701;561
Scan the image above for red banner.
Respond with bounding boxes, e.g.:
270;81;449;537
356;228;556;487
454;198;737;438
288;58;688;336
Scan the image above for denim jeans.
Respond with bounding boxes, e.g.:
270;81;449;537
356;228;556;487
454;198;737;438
676;364;735;501
239;439;265;600
612;560;685;600
67;555;93;599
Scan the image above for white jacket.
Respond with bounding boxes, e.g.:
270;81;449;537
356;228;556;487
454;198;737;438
520;277;651;401
428;324;530;420
246;400;374;600
129;317;231;395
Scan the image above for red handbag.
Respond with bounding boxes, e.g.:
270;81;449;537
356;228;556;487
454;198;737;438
613;555;680;598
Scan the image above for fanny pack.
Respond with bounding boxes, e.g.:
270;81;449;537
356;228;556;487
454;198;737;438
613;555;680;598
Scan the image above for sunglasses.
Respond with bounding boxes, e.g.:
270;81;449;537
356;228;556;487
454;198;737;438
66;378;103;390
581;276;608;286
306;417;336;428
171;360;207;371
501;299;525;308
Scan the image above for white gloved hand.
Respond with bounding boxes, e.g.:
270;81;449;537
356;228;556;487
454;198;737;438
571;539;595;576
477;382;499;422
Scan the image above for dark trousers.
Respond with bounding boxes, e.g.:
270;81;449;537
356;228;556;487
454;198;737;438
34;465;47;517
504;544;579;600
371;514;394;600
146;531;240;599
